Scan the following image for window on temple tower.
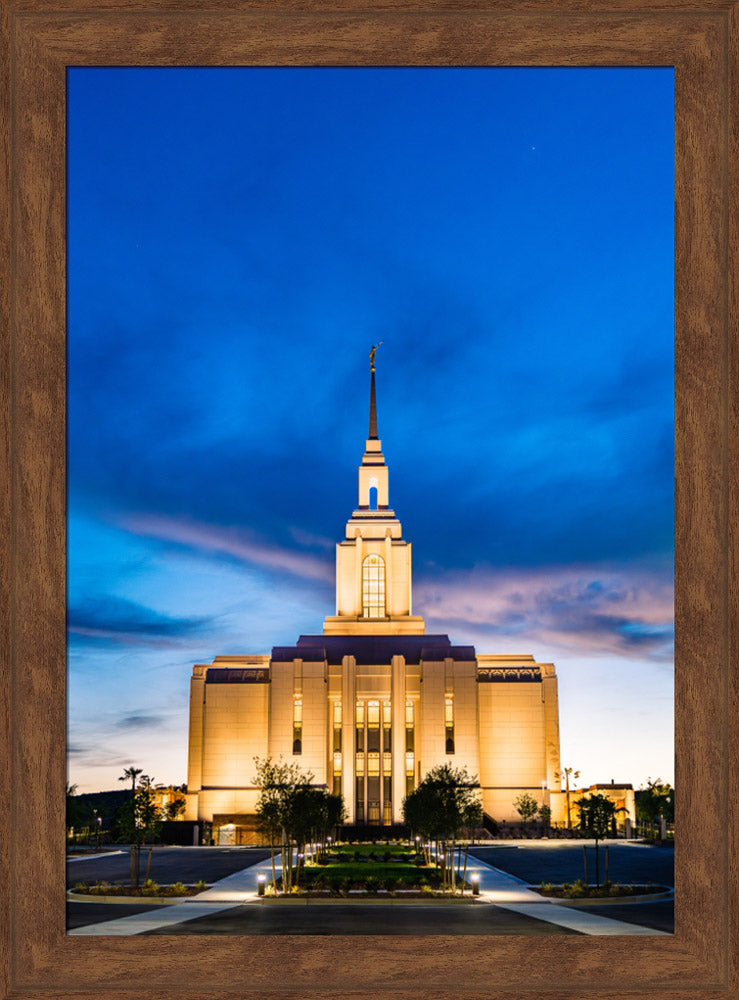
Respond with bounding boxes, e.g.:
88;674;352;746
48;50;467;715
362;554;386;618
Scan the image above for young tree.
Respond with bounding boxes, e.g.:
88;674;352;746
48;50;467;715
402;764;481;892
116;773;161;888
574;793;623;886
538;803;552;835
253;757;344;894
635;778;673;839
513;792;539;833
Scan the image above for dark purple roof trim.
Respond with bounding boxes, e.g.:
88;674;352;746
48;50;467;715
269;634;476;666
206;667;270;683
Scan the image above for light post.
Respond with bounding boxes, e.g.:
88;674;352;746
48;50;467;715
471;873;480;896
257;873;266;897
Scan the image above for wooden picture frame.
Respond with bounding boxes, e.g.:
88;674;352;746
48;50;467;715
2;2;735;997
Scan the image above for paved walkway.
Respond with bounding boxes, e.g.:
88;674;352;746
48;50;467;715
69;851;670;936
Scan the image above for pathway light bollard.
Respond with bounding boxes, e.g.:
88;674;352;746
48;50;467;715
257;874;266;897
471;873;480;896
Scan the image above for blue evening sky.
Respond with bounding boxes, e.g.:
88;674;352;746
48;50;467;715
67;67;674;795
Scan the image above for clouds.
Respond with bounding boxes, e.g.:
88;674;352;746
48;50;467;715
123;514;333;584
66;66;674;792
415;563;674;662
115;713;166;731
68;594;216;650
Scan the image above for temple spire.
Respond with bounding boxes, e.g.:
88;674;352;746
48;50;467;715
369;341;383;440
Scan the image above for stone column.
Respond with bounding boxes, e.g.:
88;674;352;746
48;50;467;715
341;655;356;824
391;655;407;823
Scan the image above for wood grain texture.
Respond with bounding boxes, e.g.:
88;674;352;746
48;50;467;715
2;2;736;999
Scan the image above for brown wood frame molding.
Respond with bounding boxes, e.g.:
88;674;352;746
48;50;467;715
2;2;736;998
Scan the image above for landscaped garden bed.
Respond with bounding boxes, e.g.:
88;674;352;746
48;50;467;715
71;879;209;898
533;880;669;899
266;842;475;897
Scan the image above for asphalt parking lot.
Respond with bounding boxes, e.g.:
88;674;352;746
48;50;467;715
469;842;674;888
140;902;578;935
66;846;271;889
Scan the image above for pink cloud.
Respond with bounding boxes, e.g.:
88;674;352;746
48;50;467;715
122;514;334;584
415;564;674;660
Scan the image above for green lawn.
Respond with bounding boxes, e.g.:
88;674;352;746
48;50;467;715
272;845;471;892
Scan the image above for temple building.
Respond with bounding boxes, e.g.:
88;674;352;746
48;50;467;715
184;351;570;843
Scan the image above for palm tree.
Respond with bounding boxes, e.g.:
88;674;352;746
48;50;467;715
119;766;142;806
555;767;580;830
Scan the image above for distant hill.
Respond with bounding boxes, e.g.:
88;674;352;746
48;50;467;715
68;788;129;828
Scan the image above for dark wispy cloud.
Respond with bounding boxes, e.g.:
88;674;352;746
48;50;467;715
68;595;216;649
115;713;165;731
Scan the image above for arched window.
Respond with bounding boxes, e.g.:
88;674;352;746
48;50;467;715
362;554;386;618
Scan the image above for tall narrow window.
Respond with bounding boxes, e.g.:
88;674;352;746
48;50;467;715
405;751;415;796
333;700;342;752
362;554;386;618
331;701;342;795
382;701;392;753
356;700;365;752
445;696;455;755
405;699;416;795
293;698;303;755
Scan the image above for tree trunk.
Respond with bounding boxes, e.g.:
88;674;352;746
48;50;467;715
594;837;600;887
462;844;469;894
270;834;277;894
145;845;153;883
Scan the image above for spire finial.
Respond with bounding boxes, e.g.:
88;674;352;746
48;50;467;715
370;340;383;373
369;341;383;439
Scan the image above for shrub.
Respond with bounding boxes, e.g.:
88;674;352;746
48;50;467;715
353;849;363;862
166;881;188;896
566;879;587;898
364;876;379;892
194;879;207;891
540;882;555;894
382;876;398;892
73;881;88;892
141;880;161;896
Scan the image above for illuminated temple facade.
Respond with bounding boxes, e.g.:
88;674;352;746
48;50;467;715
185;360;567;843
